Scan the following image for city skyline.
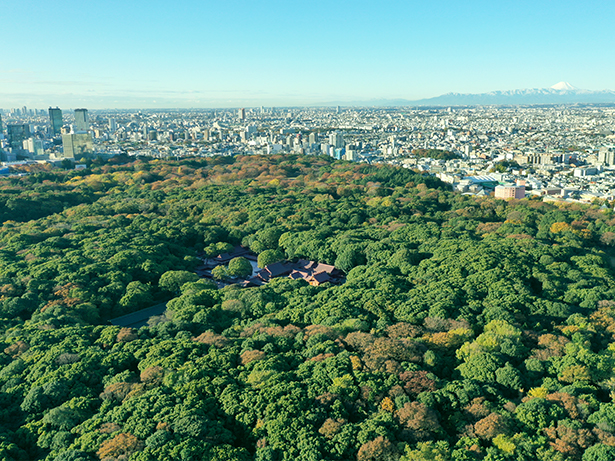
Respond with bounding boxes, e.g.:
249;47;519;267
2;0;614;109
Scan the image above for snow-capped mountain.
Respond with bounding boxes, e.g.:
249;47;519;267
405;82;615;106
551;81;577;91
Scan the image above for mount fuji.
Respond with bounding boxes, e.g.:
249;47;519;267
399;82;615;106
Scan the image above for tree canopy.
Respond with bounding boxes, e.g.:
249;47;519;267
0;154;615;460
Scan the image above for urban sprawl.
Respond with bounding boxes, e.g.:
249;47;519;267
2;105;615;203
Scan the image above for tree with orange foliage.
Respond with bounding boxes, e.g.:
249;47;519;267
97;433;143;459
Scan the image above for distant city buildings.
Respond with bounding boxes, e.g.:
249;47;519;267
1;103;615;204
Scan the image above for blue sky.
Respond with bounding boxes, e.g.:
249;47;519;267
1;0;614;109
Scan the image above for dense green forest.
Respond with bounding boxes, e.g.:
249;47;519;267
2;154;615;460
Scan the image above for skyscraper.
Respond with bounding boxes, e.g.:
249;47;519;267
7;124;30;150
74;109;89;132
62;133;93;158
598;146;615;166
23;138;44;157
238;108;246;121
49;107;63;135
329;131;344;148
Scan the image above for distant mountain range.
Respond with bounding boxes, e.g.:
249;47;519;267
346;83;615;107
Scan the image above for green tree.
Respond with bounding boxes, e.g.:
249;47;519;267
227;257;252;278
118;281;154;313
212;265;228;281
257;249;285;268
515;398;565;430
583;444;615;461
159;270;200;293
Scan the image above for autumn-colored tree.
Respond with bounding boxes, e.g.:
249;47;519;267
193;331;228;347
318;418;345;438
398;370;437;397
357;436;399;461
397;401;441;433
97;433;143;459
474;413;510;440
116;327;137;343
140;366;164;385
240;350;266;365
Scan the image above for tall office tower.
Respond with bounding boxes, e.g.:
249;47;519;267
74;109;89;132
49;107;63;135
308;132;317;145
329;131;344;148
62;133;93;158
336;106;341;114
238;108;246;121
109;118;117;132
7;124;30;150
598;146;615;166
23;138;44;157
0;114;3;134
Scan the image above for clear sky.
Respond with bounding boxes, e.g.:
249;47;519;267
1;0;614;109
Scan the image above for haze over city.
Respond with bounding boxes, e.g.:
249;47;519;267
2;0;614;109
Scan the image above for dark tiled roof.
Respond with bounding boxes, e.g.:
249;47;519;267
265;262;292;277
289;270;310;280
311;272;331;284
214;246;253;263
312;263;336;274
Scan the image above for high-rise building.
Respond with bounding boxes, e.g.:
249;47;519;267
598;146;615;166
74;109;89;132
109;118;117;132
49;107;63;136
7;124;30;150
23;138;44;157
0;114;3;134
329;131;344;148
62;133;93;158
238;108;246;121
